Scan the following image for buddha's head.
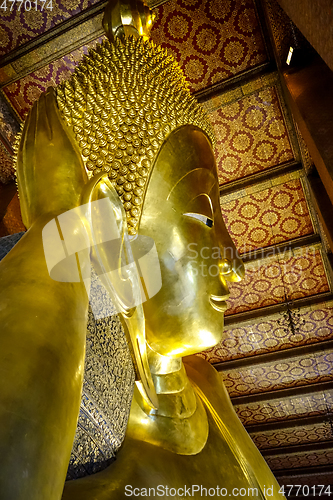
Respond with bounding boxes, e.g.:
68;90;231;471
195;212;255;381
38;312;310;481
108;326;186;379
56;34;244;361
138;125;244;358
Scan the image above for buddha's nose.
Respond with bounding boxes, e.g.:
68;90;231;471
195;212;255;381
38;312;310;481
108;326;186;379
218;255;245;283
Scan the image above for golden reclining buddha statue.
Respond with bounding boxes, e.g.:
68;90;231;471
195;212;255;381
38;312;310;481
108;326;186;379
0;0;285;498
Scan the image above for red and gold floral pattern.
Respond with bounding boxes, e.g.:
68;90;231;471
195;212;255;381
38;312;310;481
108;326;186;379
235;390;333;426
0;0;101;56
250;421;332;449
3;37;104;120
226;248;329;316
199;302;333;363
151;0;267;93
222;349;333;397
266;448;333;470
221;178;313;253
209;86;294;184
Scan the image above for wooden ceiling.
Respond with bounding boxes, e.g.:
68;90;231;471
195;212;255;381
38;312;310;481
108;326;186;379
0;0;332;493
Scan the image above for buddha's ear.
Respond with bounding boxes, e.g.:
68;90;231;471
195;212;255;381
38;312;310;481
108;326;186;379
42;173;159;409
81;173;159;410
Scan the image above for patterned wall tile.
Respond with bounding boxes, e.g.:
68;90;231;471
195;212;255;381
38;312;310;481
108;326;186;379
234;390;333;426
226;247;329;316
209;86;294;185
199;302;333;363
266;448;333;470
250;421;333;449
0;0;101;56
3;36;104;120
151;0;267;93
220;178;313;254
223;350;333;397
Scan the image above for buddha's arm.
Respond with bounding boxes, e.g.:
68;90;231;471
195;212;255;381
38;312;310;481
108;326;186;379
0;217;88;500
0;88;91;500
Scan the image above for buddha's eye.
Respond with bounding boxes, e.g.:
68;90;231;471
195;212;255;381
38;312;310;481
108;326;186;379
184;212;214;228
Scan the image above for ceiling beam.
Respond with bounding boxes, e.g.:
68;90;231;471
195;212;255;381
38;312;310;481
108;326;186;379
195;61;276;103
240;234;321;263
273;464;333;477
224;291;333;327
214;339;333;371
246;412;333;434
261;439;333;457
231;380;333;405
219;161;302;197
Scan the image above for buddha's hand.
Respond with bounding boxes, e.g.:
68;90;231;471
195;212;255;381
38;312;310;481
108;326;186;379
16;87;88;229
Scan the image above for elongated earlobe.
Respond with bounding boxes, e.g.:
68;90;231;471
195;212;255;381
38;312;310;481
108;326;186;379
81;173;159;409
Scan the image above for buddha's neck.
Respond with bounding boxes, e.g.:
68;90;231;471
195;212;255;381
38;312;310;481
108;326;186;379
146;346;197;419
129;346;209;454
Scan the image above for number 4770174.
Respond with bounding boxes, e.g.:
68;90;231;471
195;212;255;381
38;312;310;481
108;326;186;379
0;0;53;11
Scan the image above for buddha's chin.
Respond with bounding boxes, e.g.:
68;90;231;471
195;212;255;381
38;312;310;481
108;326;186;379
144;301;225;358
148;324;224;359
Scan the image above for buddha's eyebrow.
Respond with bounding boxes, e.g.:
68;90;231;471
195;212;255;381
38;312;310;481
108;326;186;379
167;168;216;203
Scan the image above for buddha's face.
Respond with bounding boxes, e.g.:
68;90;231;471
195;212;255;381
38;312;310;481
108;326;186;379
138;126;244;358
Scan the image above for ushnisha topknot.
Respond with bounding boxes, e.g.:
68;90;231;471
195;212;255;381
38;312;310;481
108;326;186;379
56;36;215;235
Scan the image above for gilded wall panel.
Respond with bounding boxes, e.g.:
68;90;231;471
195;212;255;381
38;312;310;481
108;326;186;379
226;248;329;315
235;390;333;426
0;0;102;56
250;421;332;449
209;86;294;185
199;302;333;363
223;349;333;397
266;448;333;470
221;178;313;253
151;0;267;93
